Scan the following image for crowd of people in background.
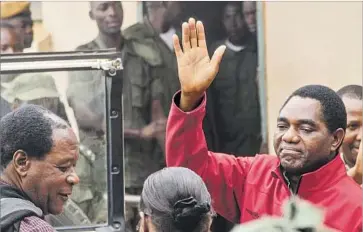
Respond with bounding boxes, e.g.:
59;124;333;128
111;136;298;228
0;1;361;232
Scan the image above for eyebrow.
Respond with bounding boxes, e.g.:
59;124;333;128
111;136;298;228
277;117;318;127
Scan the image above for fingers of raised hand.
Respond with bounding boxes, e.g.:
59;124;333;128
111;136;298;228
182;22;191;52
210;45;227;72
188;18;198;48
173;34;183;58
196;20;207;48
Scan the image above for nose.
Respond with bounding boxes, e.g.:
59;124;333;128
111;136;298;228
281;127;300;144
107;5;116;16
66;168;80;185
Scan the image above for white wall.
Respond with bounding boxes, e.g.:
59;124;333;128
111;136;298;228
41;1;139;51
263;1;362;154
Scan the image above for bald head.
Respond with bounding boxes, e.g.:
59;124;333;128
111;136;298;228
89;1;123;35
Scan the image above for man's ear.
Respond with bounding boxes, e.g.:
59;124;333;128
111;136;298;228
13;150;31;177
331;128;345;152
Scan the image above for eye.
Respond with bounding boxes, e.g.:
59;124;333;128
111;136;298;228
277;123;288;130
57;166;69;172
300;127;313;133
347;124;359;130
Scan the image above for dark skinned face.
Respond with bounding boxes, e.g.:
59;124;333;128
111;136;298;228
15;127;80;215
341;97;362;166
90;1;123;35
0;27;24;53
273;96;344;174
223;3;246;45
4;12;33;48
243;1;256;34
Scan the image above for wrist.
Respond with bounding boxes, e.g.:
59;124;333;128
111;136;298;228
180;91;204;112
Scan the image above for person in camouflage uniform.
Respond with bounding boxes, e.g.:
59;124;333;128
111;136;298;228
0;73;93;226
123;1;182;117
67;2;166;230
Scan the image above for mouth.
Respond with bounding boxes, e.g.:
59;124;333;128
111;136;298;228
279;147;302;157
107;21;121;27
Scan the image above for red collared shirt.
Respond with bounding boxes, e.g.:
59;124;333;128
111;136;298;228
166;91;362;232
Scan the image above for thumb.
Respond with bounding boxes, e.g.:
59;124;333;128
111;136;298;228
210;45;226;72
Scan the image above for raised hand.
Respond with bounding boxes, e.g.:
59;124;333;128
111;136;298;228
173;18;226;111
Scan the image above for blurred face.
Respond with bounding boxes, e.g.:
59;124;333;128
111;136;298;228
341;97;362;166
1;27;24;53
223;3;246;45
19;127;80;215
163;1;182;29
4;13;33;48
90;1;123;35
273;97;344;174
243;1;257;34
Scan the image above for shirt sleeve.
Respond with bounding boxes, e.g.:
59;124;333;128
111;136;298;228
20;216;56;232
166;91;255;222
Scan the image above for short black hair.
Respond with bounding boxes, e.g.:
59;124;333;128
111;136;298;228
0;104;69;168
337;85;363;100
140;167;212;232
281;85;347;133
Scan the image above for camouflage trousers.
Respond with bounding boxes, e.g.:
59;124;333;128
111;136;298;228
125;187;143;232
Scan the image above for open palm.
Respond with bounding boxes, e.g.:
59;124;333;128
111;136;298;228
173;18;226;98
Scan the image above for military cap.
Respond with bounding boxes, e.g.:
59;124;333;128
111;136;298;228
0;1;30;19
1;73;59;103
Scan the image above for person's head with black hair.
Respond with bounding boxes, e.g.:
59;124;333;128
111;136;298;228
89;1;123;36
138;167;213;232
337;85;362;168
242;1;257;35
0;104;80;215
273;85;346;174
222;1;249;46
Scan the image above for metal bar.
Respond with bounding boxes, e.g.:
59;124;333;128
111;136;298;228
0;50;121;63
106;68;124;231
0;49;117;57
1;58;123;74
125;194;141;205
56;224;106;232
256;1;269;147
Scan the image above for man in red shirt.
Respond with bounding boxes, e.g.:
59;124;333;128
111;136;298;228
166;18;362;232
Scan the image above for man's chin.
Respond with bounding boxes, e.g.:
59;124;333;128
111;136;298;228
280;160;304;174
48;205;64;215
106;28;121;35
